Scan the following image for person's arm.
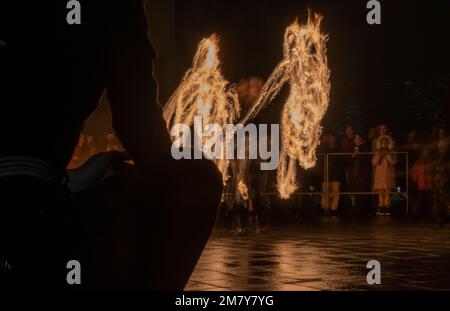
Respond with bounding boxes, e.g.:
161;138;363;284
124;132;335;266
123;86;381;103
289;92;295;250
372;153;381;166
67;151;130;193
105;0;172;172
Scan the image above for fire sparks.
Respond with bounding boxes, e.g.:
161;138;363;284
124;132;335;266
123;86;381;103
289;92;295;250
163;11;330;199
277;12;330;199
240;11;331;199
163;35;240;183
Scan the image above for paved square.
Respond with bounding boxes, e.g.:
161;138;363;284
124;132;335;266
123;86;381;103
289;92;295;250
186;218;450;291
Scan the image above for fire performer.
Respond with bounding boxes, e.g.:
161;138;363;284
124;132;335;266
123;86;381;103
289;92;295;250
0;0;222;290
228;76;268;235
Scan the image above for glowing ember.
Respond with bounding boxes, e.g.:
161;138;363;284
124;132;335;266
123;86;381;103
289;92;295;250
163;34;240;183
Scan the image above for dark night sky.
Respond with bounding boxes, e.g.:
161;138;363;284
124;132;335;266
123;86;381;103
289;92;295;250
173;0;450;81
166;0;450;135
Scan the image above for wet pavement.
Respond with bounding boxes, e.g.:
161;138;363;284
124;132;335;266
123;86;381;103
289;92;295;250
185;218;450;291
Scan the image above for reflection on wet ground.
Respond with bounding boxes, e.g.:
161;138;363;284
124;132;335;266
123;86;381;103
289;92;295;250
186;218;450;291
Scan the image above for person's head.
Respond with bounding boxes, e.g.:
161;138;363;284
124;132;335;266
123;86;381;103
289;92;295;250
345;125;355;138
379;124;388;136
327;135;336;148
237;76;264;113
438;127;447;139
247;76;264;103
421;149;430;160
407;129;417;143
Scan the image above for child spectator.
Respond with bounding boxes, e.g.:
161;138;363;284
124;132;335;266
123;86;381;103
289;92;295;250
411;149;433;216
372;135;397;216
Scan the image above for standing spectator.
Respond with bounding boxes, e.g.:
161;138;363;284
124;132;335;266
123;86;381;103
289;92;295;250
347;133;371;215
341;125;356;153
320;135;343;216
368;126;378;150
370;124;394;213
433;159;449;218
372;135;397;216
435;127;449;159
433;128;449;217
370;125;380;152
411;149;433;216
341;125;356;195
402;129;421;165
398;129;421;208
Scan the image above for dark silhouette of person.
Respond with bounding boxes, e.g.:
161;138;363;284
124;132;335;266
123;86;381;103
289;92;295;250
0;0;222;289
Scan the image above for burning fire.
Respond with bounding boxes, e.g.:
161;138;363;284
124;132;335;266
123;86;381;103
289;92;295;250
163;35;240;183
278;12;330;199
163;11;330;199
241;11;331;199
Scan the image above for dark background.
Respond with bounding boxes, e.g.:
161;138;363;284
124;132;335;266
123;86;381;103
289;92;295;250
93;0;450;142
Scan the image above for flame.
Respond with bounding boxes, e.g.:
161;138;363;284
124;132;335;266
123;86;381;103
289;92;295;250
163;34;240;183
240;11;330;199
238;180;250;201
163;11;330;199
277;12;330;199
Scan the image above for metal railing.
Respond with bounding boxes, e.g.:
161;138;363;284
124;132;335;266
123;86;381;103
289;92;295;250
323;152;409;215
224;152;410;214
